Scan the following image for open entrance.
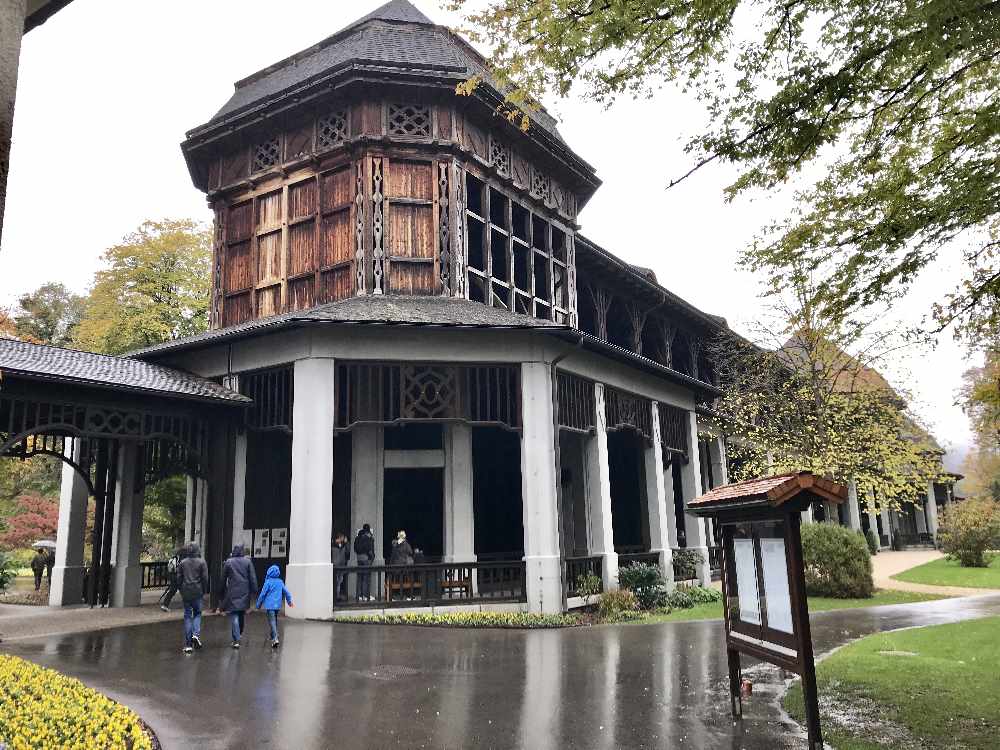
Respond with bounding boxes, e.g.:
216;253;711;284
608;430;648;552
383;468;443;561
558;432;589;556
244;430;292;583
472;426;523;559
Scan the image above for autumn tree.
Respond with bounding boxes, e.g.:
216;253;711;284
74;219;211;355
13;282;85;347
451;1;1000;345
0;494;58;550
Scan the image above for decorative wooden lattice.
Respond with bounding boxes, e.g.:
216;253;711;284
317;110;348;150
253;137;280;171
371;157;385;294
603;386;653;442
438;163;451;293
335;362;521;431
530;169;550;201
658;401;688;457
387;104;431;137
452;161;466;297
556;372;596;433
355;162;367;294
489;137;510;177
239;366;293;432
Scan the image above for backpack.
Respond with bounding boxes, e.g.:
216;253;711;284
167;556;178;575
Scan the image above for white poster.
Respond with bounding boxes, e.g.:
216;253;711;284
270;528;288;559
253;528;271;558
237;528;253;554
733;538;761;626
761;538;793;633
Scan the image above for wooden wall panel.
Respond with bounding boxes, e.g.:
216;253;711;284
289;180;317;218
229;202;253;241
222;150;249;185
321;213;352;267
388;161;433;199
257;191;283;231
320;267;352;303
256;285;280;317
388;263;435;295
285;121;314;161
223;292;252;327
225;241;252;293
388;205;433;258
257;231;282;282
289;277;315;311
321;167;352;210
289;221;316;276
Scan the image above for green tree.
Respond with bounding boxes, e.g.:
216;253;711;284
142;475;187;559
13;282;85;347
451;0;1000;344
959;348;1000;500
74;219;211;355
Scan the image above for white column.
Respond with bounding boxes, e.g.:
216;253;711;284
646;403;673;586
350;424;384;564
709;436;728;485
801;503;815;525
444;423;475;563
679;410;710;585
286;357;336;619
925;481;939;542
231;432;248;549
111;443;145;607
844;479;862;531
49;440;89;606
520;362;563;613
0;0;27;245
585;383;618;592
880;507;893;548
184;476;195;542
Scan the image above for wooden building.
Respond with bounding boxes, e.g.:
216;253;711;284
45;0;734;616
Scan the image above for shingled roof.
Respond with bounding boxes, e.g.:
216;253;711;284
0;338;248;404
689;472;847;514
192;0;565;142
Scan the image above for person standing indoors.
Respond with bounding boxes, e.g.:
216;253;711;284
331;533;350;602
176;543;209;654
30;548;47;591
217;544;257;649
353;524;375;601
255;565;293;648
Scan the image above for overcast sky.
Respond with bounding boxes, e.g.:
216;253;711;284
0;0;976;471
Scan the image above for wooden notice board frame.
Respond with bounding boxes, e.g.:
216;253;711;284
690;472;848;750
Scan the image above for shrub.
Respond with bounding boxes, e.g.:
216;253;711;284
0;654;153;749
0;553;17;592
665;588;694;609
864;528;879;555
671;549;704;580
801;522;874;598
938;498;1000;568
597;588;639;621
685;585;723;604
338;612;582;628
575;572;602;603
618;562;668;610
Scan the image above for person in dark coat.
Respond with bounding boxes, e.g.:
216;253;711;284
389;530;414;566
176;543;209;653
353;524;375;601
45;550;55;585
159;546;186;611
217;544;258;648
30;549;46;591
331;533;350;602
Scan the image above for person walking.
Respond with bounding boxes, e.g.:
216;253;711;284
159;547;185;612
30;549;46;591
255;565;293;648
331;533;350;602
217;544;257;649
176;543;209;654
44;549;55;587
353;524;375;601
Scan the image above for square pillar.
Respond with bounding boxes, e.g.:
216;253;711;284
520;362;563;613
444;423;475;563
844;479;862;531
231;432;248;549
585;383;618;592
925;481;939;542
679;410;710;585
111;442;145;607
184;476;195;542
645;403;674;586
50;440;89;606
286;357;336;619
880;507;893;548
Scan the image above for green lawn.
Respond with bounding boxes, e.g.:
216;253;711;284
785;616;1000;749
635;589;944;624
892;555;1000;589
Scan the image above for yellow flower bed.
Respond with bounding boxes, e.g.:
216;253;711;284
0;654;152;750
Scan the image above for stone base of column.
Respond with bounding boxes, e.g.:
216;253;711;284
653;548;675;589
524;555;563;614
689;545;711;587
600;551;619;592
110;565;142;608
48;565;85;606
286;562;334;619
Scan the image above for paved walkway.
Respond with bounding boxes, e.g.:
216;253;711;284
3;593;999;749
0;595;180;642
871;549;1000;596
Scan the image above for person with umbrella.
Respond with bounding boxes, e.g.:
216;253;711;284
30;547;47;591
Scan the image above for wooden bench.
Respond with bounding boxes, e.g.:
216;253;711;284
440;576;473;598
385;575;423;601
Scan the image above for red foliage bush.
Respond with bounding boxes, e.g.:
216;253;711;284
0;494;59;550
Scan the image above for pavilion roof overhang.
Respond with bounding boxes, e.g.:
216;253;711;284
689;471;848;516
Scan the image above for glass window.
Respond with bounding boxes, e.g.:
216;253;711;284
733;537;761;626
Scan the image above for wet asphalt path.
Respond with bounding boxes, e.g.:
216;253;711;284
3;594;999;750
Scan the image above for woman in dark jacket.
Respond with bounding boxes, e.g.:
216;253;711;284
388;530;414;566
217;544;258;648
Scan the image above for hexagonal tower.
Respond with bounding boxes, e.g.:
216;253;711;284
182;0;600;330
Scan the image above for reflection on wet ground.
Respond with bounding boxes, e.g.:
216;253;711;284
3;594;999;749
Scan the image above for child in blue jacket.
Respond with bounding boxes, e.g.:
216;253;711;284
255;565;293;647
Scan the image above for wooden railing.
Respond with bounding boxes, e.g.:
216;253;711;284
564;555;603;597
618;552;660;569
332;561;526;609
140;561;171;589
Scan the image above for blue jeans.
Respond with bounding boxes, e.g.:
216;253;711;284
183;599;202;646
266;610;279;641
229;610;246;642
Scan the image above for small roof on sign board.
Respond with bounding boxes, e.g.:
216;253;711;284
689;472;848;516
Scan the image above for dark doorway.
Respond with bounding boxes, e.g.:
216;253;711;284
472;427;523;558
608;430;648;551
383;468;443;560
559;431;589;556
671;457;686;547
244;430;292;583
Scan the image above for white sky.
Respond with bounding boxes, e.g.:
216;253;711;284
0;0;976;471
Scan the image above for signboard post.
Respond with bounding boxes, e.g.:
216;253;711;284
689;472;848;750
